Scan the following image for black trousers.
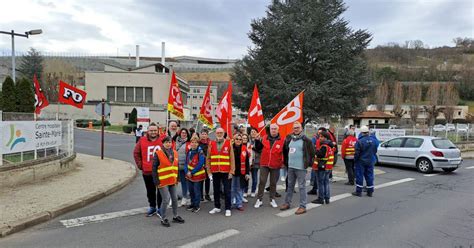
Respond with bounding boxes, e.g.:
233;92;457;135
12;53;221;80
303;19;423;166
143;174;162;208
201;177;211;197
343;158;355;184
212;172;232;210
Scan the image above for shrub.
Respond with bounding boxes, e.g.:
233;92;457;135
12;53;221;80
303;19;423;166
122;124;136;133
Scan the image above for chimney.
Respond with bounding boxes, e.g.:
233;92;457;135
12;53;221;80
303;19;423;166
161;42;165;73
135;45;140;67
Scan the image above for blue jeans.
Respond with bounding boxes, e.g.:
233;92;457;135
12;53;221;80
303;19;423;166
231;176;243;208
285;168;307;208
317;170;330;200
178;170;188;198
243;168;259;194
280;168;287;178
355;162;374;193
310;170;318;191
187;180;202;208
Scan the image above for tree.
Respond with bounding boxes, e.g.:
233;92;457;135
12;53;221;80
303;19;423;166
1;77;18;112
43;58;83;103
408;84;422;125
15;78;35;113
18;48;43;82
424;82;442;126
231;0;372;120
375;82;389;111
128;108;137;125
442;82;459;124
390;82;406;125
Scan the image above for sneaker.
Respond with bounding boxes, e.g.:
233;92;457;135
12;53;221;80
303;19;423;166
243;193;248;197
205;195;212;201
161;219;170;227
242;197;248;203
295;207;306;215
307;189;318;195
193;207;201;213
280;203;290;210
250;193;256;198
270;199;278;208
232;198;236;205
172;216;185;224
181;198;188;206
225;210;232;217
237;206;244;211
254;199;263;208
265;187;270;192
186;198;191;206
186;206;194;211
344;182;354;186
209;208;222;214
201;197;204;201
146;207;156;217
280;176;286;182
275;192;282;198
325;198;330;204
311;198;325;204
367;192;373;197
156;209;162;220
352;192;362;197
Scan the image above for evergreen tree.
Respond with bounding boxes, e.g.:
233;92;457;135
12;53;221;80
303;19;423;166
232;0;372;120
15;78;35;113
128;108;137;125
1;77;18;112
18;48;44;82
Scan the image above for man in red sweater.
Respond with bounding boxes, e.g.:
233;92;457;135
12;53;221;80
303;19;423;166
341;129;357;185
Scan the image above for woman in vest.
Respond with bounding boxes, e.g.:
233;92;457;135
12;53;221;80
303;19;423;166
185;135;206;213
152;136;185;227
241;133;250;201
311;131;334;205
175;128;191;206
231;134;250;211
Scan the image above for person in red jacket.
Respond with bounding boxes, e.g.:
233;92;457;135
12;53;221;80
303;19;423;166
133;123;163;217
341;129;357;185
254;124;284;209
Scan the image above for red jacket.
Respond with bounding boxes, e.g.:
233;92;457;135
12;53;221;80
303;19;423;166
133;134;162;175
260;135;284;169
341;136;357;159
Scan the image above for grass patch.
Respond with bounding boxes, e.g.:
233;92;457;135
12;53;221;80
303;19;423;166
94;125;124;133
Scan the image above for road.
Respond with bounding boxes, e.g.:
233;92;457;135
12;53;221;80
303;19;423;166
1;129;473;248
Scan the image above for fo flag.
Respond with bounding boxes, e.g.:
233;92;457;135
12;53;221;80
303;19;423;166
216;81;232;137
199;81;214;128
248;84;266;136
270;91;304;138
58;81;87;109
33;74;49;114
167;71;184;120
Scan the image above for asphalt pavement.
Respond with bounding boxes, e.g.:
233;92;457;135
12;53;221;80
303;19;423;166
0;129;473;248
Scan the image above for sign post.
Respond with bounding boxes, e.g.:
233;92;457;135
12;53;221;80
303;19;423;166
95;100;110;160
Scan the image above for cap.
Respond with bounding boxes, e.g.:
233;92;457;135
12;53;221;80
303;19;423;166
360;126;369;133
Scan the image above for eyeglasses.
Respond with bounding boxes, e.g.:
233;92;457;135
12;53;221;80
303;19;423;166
235;138;242;141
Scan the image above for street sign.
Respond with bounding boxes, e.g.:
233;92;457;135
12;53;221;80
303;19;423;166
136;107;150;131
95;103;111;116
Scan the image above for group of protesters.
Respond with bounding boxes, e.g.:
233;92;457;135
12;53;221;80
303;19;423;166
133;120;378;227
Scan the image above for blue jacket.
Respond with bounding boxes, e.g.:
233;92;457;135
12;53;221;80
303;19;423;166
184;147;206;175
354;134;378;165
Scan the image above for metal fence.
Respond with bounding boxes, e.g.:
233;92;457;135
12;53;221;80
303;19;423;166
0;112;74;166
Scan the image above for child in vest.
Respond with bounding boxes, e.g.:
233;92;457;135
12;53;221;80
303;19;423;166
185;135;206;213
231;134;250;210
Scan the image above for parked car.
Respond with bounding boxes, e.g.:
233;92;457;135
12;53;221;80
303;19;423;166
456;124;469;133
446;123;456;132
377;136;462;173
432;124;446;132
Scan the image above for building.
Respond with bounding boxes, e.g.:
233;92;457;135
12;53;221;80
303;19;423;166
346;110;395;127
187;83;218;121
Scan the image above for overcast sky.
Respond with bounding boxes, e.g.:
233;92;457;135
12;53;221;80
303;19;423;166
0;0;472;59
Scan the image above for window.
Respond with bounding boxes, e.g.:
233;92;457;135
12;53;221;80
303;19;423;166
193;96;197;99
385;138;404;148
432;139;456;149
369;120;372;124
126;87;134;102
107;86;151;103
458;111;462;116
145;87;152;103
117;87;125;101
375;120;379;124
124;113;130;120
404;138;423;148
193;89;200;93
200;96;203;99
136;87;144;102
107;86;115;101
192;114;197;119
192;106;197;110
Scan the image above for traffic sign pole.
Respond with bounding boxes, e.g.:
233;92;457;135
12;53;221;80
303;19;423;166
101;98;105;160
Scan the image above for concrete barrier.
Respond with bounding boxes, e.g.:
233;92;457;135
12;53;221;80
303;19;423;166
0;153;76;188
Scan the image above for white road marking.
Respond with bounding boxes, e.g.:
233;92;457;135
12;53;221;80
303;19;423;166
60;207;147;228
465;166;474;169
178;229;240;248
374;178;415;189
424;173;439;177
276;193;352;217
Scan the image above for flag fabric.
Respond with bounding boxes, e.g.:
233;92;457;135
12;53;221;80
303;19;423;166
248;84;266;136
216;81;233;137
33;74;49;114
167;71;184;120
270;91;304;138
58;80;87;109
198;81;214;128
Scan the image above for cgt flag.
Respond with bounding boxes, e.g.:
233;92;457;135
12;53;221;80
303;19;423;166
33;74;49;114
167;71;184;120
270;91;304;138
216;81;232;137
248;84;266;136
58;80;87;109
198;81;214;128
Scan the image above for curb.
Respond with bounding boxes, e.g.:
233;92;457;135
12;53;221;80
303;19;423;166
0;161;137;238
75;127;134;136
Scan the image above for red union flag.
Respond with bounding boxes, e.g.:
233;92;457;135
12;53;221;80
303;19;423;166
199;81;214;128
58;80;87;109
167;71;184;120
248;84;266;136
270;91;304;138
33;74;49;114
216;81;232;137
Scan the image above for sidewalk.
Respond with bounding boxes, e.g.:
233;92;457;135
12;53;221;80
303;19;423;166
0;153;137;237
462;151;474;159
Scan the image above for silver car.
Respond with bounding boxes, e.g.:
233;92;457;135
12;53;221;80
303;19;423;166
377;136;462;173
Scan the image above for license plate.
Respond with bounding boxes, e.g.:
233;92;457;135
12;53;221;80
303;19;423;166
449;160;460;165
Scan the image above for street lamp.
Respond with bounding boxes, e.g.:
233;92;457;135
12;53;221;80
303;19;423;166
0;29;43;83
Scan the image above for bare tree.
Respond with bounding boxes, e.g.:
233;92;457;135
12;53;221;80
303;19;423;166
375;82;389;111
391;82;406;125
424;82;442;126
408;83;422;125
43;59;83;103
442;82;460;124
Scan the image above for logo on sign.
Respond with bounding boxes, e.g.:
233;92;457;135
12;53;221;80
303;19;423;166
276;97;301;126
171;85;182;108
6;124;26;150
63;88;84;103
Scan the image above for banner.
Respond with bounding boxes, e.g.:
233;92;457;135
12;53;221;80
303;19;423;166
33;75;49;114
216;81;233;137
248;84;266;136
198;81;214;128
136;107;150;131
167;71;184;120
0;121;62;154
270;91;304;138
58;81;87;109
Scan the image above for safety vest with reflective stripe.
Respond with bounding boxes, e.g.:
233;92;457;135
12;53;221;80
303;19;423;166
312;144;335;171
342;136;357;159
187;150;207;182
156;149;179;188
209;140;231;173
240;145;247;175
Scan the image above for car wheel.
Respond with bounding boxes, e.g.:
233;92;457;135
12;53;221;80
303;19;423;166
442;168;457;173
416;158;433;174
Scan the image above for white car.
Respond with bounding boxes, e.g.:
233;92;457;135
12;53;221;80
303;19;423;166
446;123;456;132
432;124;446;132
377;136;462;173
456;124;469;133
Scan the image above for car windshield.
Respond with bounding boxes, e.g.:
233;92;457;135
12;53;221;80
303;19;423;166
432;139;456;149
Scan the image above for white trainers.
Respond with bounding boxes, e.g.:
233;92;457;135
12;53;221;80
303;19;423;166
250;193;256;198
254;199;263;208
180;198;187;206
270;199;278;208
280;176;286;182
225;210;231;217
243;193;248;197
209;208;222;214
242;197;248;203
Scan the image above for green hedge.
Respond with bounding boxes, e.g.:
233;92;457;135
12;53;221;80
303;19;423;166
122;124;136;134
76;119;111;127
